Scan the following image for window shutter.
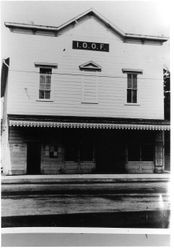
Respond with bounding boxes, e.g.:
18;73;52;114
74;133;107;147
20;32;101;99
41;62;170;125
82;75;98;103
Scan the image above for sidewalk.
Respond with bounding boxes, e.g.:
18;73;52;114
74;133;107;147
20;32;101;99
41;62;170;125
1;173;170;184
1;174;170;195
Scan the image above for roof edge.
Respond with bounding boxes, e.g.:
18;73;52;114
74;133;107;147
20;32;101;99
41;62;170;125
7;114;170;125
4;9;168;42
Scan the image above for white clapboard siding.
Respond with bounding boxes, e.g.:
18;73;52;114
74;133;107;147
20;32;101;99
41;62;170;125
7;70;163;119
6;15;165;119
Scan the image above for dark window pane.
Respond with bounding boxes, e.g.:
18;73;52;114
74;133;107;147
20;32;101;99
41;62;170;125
133;75;137;89
141;144;154;161
80;142;93;161
40;68;52;74
40;82;46;90
39;90;44;99
65;144;78;161
44;91;50;99
132;90;137;103
49;145;58;158
46;75;51;83
127;89;132;103
45;82;51;90
40;81;51;92
40;75;45;83
128;144;140;160
127;74;132;88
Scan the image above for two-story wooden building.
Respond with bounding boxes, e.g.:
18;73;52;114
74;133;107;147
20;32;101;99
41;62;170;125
1;9;170;175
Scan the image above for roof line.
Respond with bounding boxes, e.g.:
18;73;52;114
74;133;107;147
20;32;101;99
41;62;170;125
4;8;168;42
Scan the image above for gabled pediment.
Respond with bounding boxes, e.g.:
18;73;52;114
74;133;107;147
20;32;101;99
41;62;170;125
79;61;101;71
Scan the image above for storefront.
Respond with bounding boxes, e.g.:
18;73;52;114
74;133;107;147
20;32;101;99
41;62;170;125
4;116;169;175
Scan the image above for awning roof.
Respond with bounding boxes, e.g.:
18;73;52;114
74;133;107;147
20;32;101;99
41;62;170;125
9;119;170;131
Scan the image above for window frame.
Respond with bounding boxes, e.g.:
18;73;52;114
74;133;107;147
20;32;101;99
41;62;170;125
39;67;52;100
34;62;57;102
127;73;138;104
122;68;143;105
44;145;59;158
49;145;59;158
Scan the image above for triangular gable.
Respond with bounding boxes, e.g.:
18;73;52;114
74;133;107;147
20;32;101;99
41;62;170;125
57;8;124;38
5;8;168;43
79;61;101;71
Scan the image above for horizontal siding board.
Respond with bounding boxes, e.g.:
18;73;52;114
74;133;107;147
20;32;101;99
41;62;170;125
6;15;164;119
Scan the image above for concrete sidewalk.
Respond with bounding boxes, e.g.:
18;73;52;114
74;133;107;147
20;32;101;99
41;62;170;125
1;174;170;195
1;173;170;184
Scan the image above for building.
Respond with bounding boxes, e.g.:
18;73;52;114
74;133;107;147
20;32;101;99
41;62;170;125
1;8;170;175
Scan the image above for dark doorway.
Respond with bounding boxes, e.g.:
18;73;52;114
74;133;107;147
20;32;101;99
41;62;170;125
27;143;41;174
96;132;126;173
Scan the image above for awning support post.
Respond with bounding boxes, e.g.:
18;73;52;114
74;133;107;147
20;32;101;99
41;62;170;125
154;131;165;173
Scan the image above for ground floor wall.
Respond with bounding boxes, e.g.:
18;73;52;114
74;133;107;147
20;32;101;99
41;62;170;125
3;126;170;175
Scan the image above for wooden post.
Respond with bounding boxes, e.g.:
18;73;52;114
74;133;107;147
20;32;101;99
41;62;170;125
154;131;164;173
125;144;128;170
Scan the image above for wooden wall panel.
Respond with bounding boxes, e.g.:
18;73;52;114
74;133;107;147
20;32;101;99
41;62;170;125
41;144;96;174
126;161;154;174
6;15;164;120
41;145;64;174
9;143;27;175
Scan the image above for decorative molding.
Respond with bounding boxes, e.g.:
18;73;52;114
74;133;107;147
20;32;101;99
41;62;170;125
124;103;140;106
34;62;58;68
79;61;101;71
122;68;143;74
9;120;170;131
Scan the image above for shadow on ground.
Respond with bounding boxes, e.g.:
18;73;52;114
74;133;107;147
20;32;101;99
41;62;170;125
2;210;170;228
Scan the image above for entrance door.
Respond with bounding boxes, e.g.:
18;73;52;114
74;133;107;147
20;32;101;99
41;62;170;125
27;143;41;174
96;132;125;173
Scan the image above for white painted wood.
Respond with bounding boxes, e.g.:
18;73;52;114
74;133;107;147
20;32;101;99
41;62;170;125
126;161;154;173
6;15;165;119
9;143;27;174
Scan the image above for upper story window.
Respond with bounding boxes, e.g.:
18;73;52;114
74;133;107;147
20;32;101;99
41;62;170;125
39;67;52;99
34;62;58;101
122;68;143;104
127;73;137;103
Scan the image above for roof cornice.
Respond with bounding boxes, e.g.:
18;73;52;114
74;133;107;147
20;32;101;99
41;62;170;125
4;8;168;42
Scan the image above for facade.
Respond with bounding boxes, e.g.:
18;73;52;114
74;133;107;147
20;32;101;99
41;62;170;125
1;9;170;175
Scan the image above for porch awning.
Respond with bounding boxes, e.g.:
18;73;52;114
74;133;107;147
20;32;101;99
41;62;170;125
9;120;170;131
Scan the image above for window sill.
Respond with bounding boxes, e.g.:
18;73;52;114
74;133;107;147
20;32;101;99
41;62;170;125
124;103;140;106
36;99;54;102
81;101;98;104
